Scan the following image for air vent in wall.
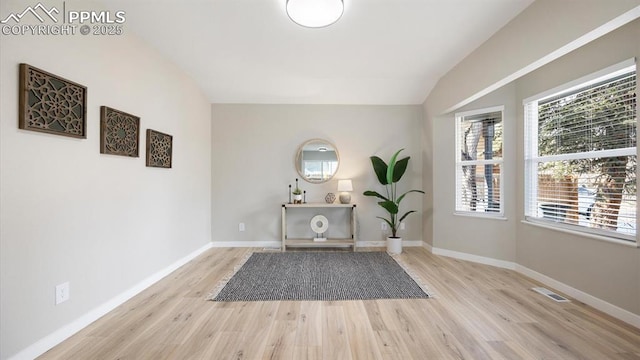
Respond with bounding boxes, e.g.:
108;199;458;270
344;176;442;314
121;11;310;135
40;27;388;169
532;287;570;302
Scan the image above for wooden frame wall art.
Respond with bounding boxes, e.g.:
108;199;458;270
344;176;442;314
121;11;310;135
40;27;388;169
100;106;140;157
146;129;173;168
19;63;87;138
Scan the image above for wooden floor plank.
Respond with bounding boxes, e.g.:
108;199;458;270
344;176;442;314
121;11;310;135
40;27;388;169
38;247;640;359
322;304;352;360
342;300;384;360
295;301;323;349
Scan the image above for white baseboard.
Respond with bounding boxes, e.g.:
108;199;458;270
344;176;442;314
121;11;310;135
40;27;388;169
402;240;424;247
428;246;640;329
356;241;386;247
516;264;640;329
211;240;425;249
211;241;281;248
431;246;516;270
422;241;433;252
9;242;213;360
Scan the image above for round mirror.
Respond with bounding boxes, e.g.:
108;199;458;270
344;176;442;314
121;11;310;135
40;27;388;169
295;139;340;183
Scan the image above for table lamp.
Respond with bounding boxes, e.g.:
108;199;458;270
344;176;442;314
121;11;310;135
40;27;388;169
338;179;353;204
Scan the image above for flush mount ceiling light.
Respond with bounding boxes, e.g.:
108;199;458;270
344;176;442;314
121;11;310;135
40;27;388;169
286;0;344;28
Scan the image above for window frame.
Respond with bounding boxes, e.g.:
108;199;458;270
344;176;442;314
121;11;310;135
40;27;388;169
454;105;505;218
523;59;637;244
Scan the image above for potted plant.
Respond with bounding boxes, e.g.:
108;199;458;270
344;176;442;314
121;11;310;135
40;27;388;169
364;149;424;254
292;187;303;204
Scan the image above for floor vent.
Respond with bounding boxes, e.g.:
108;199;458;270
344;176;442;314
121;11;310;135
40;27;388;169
532;287;570;302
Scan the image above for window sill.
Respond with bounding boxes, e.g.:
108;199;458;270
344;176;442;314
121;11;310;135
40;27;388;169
521;219;638;248
454;212;507;221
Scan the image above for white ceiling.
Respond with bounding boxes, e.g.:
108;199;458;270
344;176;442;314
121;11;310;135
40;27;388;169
104;0;533;104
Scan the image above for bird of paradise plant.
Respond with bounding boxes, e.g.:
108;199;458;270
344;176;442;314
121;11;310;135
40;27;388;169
363;149;424;238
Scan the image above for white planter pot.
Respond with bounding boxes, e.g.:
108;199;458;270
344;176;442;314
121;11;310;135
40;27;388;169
387;237;402;255
293;194;302;204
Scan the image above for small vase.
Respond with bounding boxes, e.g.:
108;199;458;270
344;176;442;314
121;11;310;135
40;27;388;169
387;237;402;255
293;194;302;204
325;193;336;203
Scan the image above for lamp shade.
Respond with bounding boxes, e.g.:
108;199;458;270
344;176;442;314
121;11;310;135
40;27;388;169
286;0;344;28
337;179;353;192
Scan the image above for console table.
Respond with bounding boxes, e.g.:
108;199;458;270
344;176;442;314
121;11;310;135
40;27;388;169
281;203;357;251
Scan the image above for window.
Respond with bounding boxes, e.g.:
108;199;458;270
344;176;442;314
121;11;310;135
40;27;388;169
303;159;338;181
524;60;637;242
455;107;504;216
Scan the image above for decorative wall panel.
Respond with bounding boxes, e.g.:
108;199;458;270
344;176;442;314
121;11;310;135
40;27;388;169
146;129;173;168
100;106;140;157
19;63;87;138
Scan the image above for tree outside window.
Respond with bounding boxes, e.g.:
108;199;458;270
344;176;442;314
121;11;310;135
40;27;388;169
525;64;636;240
455;107;504;216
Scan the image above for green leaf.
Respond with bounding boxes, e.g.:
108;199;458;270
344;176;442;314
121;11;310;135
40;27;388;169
378;200;398;214
363;190;389;201
398;210;417;223
392;156;410;182
376;216;393;228
377;217;398;237
370;156;388;185
386;149;404;185
397;189;425;204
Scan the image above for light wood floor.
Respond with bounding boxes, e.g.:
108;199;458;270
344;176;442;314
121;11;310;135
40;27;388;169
40;247;640;359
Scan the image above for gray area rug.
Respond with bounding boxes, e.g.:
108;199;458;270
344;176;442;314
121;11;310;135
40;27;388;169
209;251;431;302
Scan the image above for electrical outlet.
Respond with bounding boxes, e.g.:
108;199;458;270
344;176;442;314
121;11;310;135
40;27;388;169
239;223;245;232
55;282;70;305
381;222;388;231
400;222;406;230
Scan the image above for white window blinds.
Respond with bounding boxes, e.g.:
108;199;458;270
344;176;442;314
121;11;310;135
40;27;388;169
524;61;637;242
455;107;504;216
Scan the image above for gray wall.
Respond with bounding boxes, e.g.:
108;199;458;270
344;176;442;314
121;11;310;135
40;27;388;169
425;0;640;115
211;104;424;246
514;19;640;315
431;84;518;262
424;1;640;317
0;1;212;358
